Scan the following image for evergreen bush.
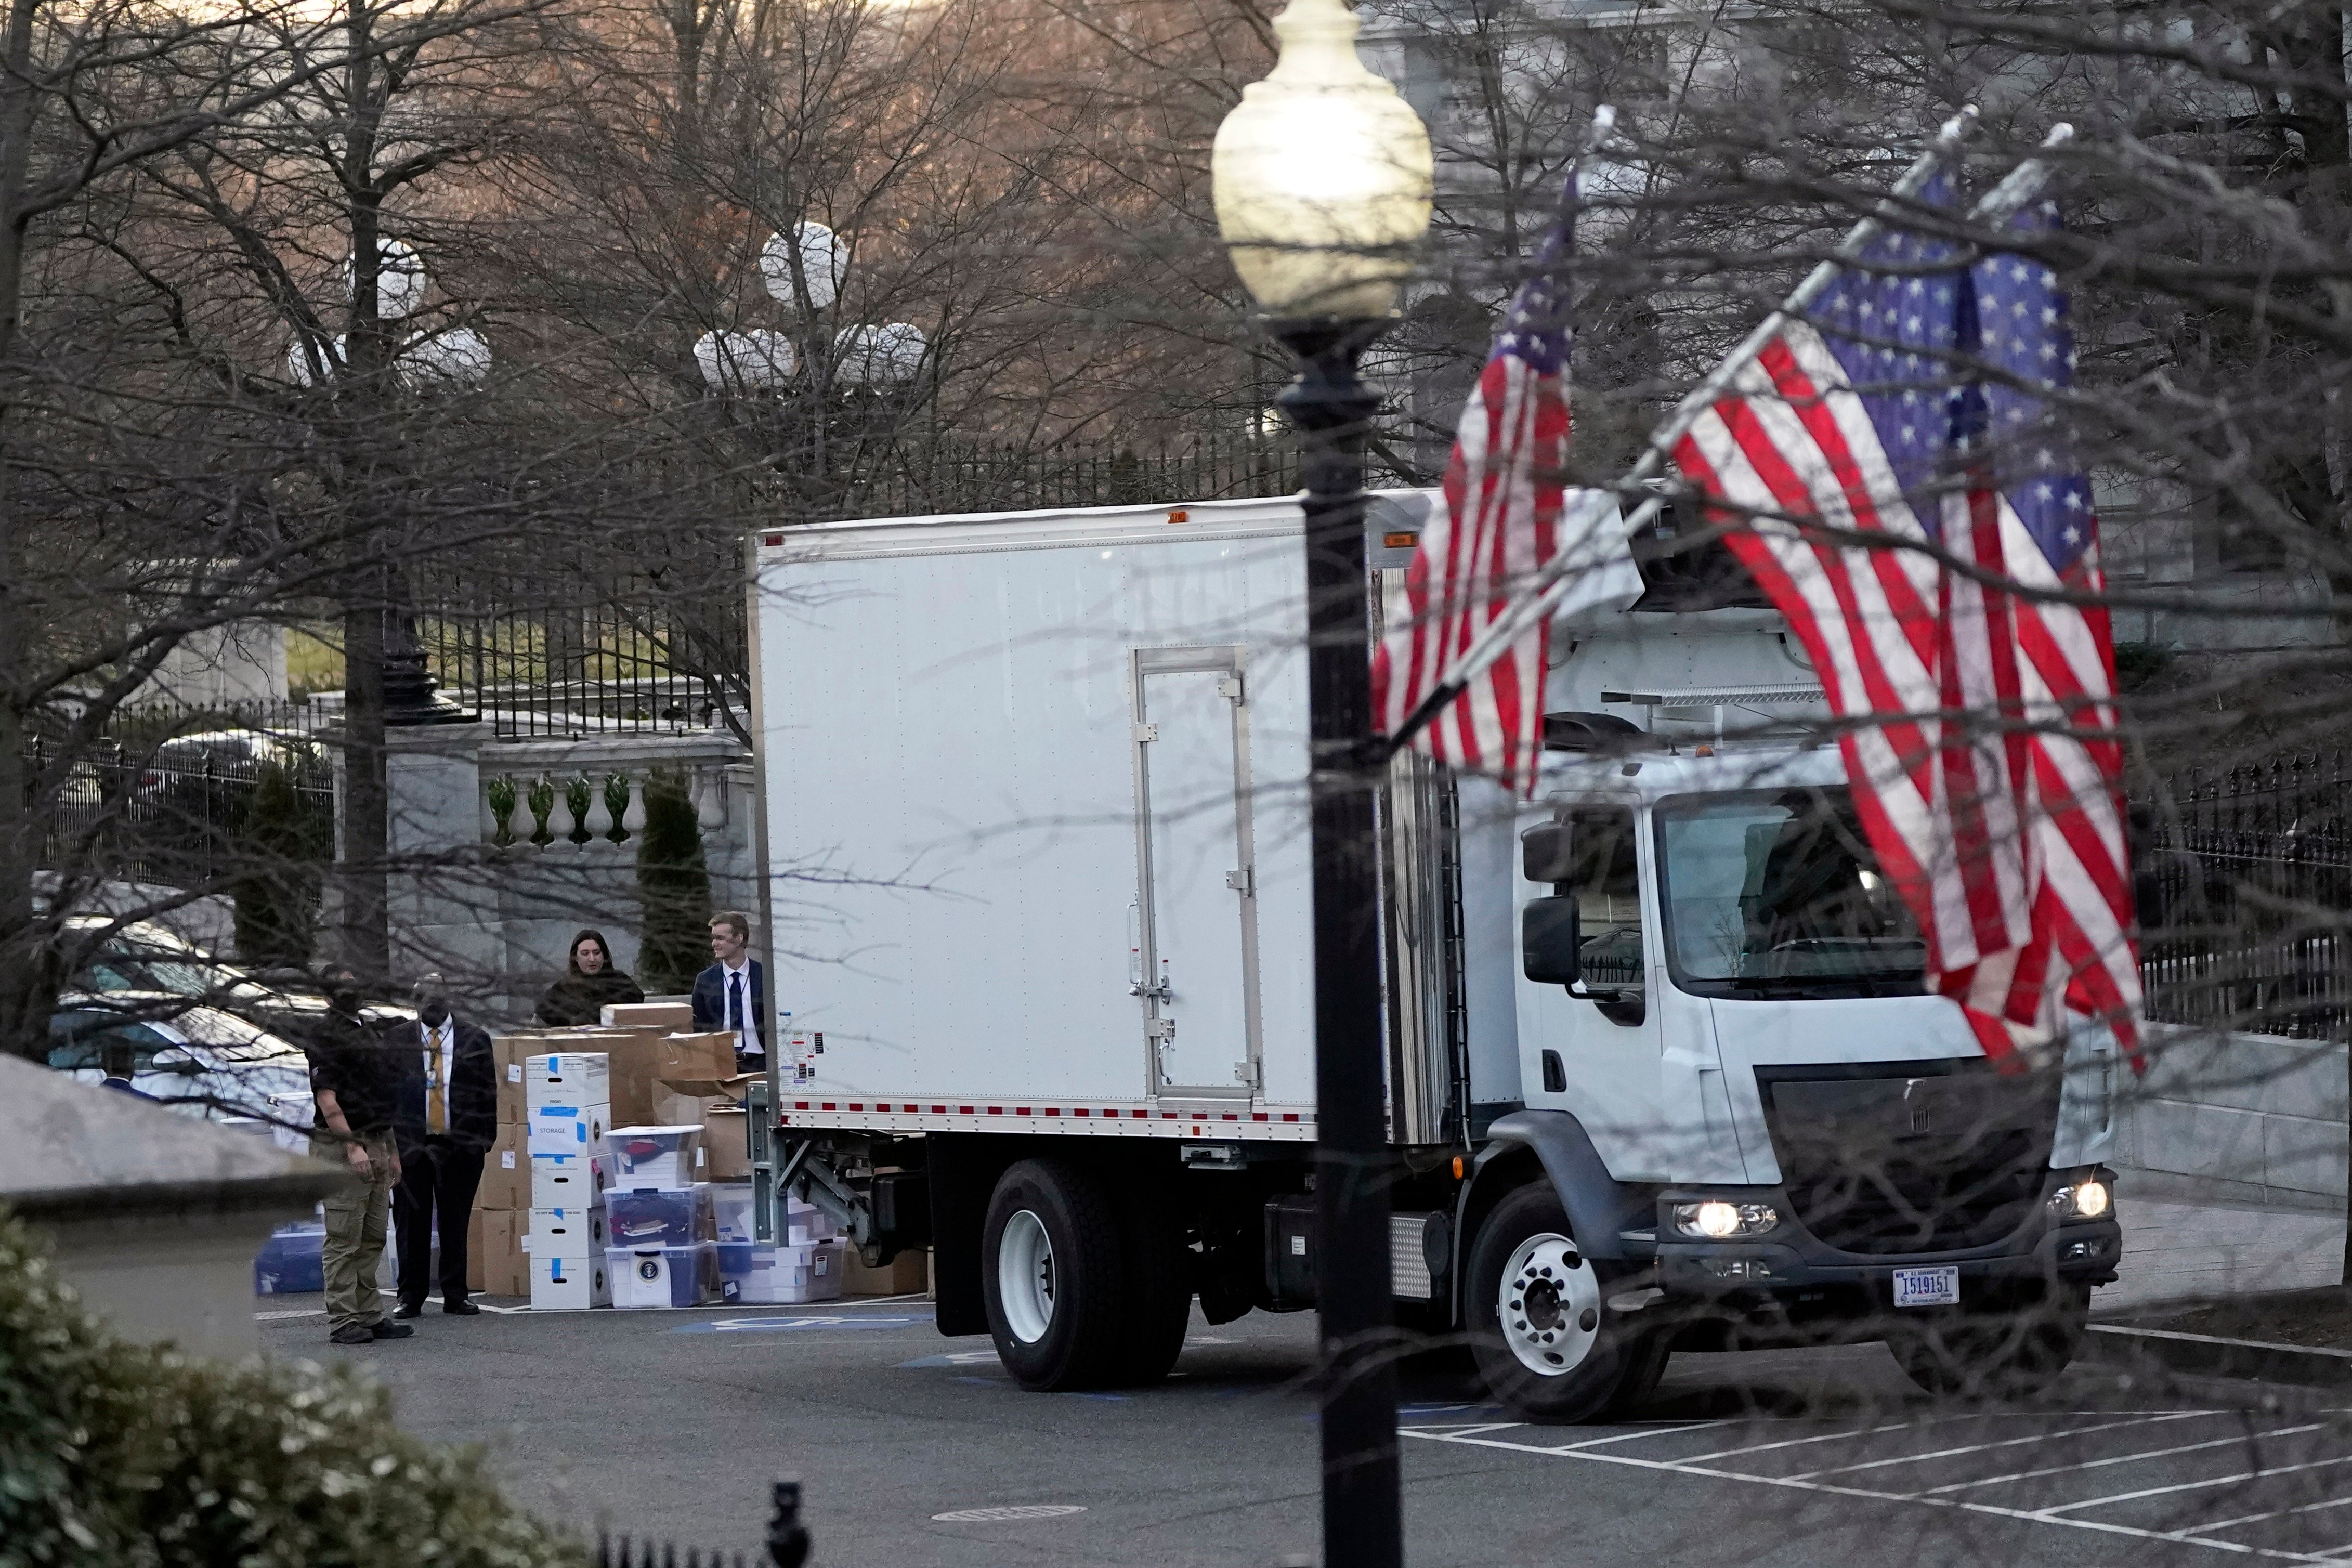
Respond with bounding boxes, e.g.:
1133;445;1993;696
0;1206;583;1568
634;767;711;994
231;760;330;969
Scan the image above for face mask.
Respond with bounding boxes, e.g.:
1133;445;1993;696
419;999;451;1028
327;986;360;1013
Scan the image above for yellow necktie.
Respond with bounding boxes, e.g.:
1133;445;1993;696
427;1029;447;1135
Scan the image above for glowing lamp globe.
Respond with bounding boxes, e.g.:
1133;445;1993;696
761;222;849;314
1210;0;1433;319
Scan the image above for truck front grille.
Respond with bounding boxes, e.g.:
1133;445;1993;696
1757;1062;2058;1256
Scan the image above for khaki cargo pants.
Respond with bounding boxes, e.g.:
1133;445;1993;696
317;1132;397;1333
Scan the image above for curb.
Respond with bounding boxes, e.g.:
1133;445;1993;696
2083;1323;2352;1387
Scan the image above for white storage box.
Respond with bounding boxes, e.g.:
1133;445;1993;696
525;1206;608;1261
527;1099;610;1158
715;1241;841;1305
787;1200;838;1247
709;1182;755;1243
530;1251;611;1310
530;1151;611;1210
608;1243;719;1309
605;1125;706;1190
606;1185;714;1247
525;1051;611;1111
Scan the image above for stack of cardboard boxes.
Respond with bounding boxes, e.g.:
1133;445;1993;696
467;1002;923;1306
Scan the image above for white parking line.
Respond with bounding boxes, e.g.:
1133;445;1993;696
1917;1427;2321;1497
1404;1422;2352;1563
1679;1412;1988;1465
2037;1453;2352;1518
2191;1492;2352;1537
1792;1413;2217;1481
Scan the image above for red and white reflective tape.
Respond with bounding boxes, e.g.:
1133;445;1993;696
774;1099;1316;1142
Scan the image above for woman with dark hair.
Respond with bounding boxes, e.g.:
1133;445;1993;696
534;929;645;1026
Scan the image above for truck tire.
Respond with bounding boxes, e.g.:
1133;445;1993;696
981;1159;1127;1391
1891;1280;2090;1400
1465;1183;1663;1423
1107;1180;1191;1386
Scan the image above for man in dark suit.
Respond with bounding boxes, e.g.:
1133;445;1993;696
691;910;767;1073
391;973;496;1317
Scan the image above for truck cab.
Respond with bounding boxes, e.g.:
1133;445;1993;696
1455;632;2123;1417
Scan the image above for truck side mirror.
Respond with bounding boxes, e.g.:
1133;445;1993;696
1522;822;1576;884
1522;895;1582;985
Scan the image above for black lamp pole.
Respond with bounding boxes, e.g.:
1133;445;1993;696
1272;312;1402;1568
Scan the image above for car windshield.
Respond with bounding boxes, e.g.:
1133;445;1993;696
1654;787;1924;996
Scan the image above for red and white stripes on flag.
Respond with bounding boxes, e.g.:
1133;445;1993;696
1669;193;2140;1062
1371;194;1641;797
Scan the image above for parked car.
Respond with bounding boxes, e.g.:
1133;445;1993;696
63;914;418;1039
47;992;316;1146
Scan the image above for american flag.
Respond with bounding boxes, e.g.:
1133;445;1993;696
1951;202;2142;1059
1671;180;2139;1062
1372;180;1640;797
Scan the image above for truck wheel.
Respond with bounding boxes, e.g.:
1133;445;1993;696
982;1159;1127;1391
1891;1280;2091;1400
1466;1184;1660;1423
1107;1181;1191;1386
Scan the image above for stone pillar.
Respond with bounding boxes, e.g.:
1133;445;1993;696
384;722;498;986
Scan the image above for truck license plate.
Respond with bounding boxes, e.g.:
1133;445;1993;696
1891;1265;1960;1308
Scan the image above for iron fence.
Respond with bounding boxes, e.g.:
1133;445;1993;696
409;433;1312;738
27;727;336;891
2134;751;2352;1039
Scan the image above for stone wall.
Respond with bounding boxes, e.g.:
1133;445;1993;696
2113;1022;2348;1212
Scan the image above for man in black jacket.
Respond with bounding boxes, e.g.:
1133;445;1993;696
392;973;498;1316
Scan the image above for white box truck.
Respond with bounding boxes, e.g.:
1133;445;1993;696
743;491;2124;1419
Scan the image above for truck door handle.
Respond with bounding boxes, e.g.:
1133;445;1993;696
1540;1050;1566;1093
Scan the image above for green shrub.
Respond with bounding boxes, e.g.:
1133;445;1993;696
0;1206;584;1568
232;761;331;969
634;767;711;995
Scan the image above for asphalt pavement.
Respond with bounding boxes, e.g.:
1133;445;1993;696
258;1288;2352;1568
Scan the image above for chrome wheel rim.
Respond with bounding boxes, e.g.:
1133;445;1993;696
1500;1232;1600;1377
998;1209;1056;1344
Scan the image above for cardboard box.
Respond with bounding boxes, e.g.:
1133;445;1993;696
525;1206;610;1261
651;1088;718;1130
476;1209;528;1298
477;1126;530;1212
525;1052;612;1110
841;1247;928;1298
605;1125;707;1190
701;1108;752;1181
527;1100;610;1158
603;1001;695;1030
531;1151;612;1210
609;1243;718;1308
530;1250;610;1310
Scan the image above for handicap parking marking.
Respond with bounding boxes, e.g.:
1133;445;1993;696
901;1349;1009;1369
674;1312;933;1334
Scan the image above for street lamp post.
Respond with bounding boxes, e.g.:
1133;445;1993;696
1211;5;1432;1566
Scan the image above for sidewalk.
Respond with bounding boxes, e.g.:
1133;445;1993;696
2098;1194;2346;1314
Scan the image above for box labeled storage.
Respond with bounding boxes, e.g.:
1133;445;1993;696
606;1185;714;1247
527;1099;610;1157
530;1250;611;1310
530;1151;611;1210
602;1001;694;1030
608;1243;718;1309
709;1182;755;1243
604;1125;706;1190
526;1206;609;1261
701;1107;752;1180
477;1125;530;1212
525;1052;611;1112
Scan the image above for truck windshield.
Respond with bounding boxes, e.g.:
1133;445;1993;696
1654;788;1925;997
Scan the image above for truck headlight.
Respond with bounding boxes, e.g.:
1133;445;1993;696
2048;1180;2111;1221
1672;1200;1780;1239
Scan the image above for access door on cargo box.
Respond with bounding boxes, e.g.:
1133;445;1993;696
1129;645;1261;1101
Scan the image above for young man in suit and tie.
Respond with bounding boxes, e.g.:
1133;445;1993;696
392;973;497;1317
692;911;767;1074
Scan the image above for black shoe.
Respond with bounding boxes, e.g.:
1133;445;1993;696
392;1300;423;1319
441;1298;480;1316
330;1323;374;1345
369;1318;415;1340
